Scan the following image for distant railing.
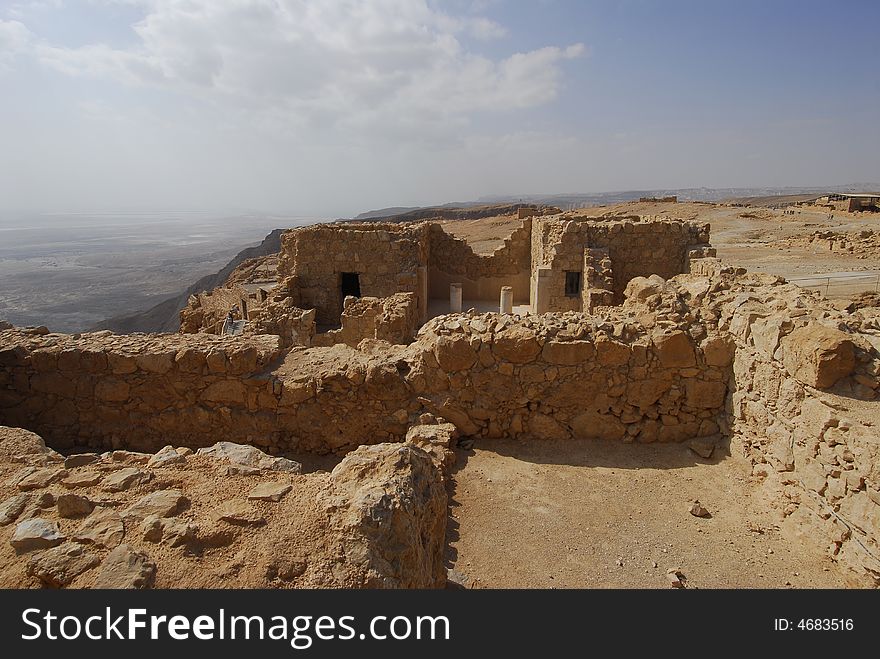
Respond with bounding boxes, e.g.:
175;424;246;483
787;272;880;296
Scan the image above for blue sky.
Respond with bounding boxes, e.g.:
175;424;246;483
0;0;877;216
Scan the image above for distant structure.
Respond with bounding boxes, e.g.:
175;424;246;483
815;193;880;213
639;195;678;203
180;212;714;347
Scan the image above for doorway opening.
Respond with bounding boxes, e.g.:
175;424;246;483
340;272;361;299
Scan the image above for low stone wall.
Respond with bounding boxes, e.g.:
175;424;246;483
0;331;285;452
314;293;419;348
409;312;729;442
0;303;729;455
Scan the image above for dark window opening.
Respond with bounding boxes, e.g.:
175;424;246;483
565;271;582;297
340;272;361;299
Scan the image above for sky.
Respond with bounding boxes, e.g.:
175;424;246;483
0;0;878;217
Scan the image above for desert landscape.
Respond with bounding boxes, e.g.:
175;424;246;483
1;195;879;590
1;0;879;611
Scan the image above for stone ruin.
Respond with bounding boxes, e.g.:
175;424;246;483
1;211;879;588
178;213;713;346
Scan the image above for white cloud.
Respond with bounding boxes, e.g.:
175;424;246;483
24;0;584;137
0;19;33;53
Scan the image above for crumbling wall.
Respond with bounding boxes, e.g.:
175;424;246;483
531;216;712;311
0;301;729;455
426;221;531;304
409;313;729;443
313;293;419;348
278;223;428;326
652;258;880;583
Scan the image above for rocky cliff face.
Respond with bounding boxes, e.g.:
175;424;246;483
90;229;284;334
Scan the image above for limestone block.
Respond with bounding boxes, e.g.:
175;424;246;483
492;327;540;364
701;335;734;367
595;338;630;366
781;323;856;389
570;410;626;441
433;335;477;371
684;379;727;409
653;331;696;368
541;340;595;365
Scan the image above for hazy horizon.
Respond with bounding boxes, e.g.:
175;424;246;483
2;0;878;217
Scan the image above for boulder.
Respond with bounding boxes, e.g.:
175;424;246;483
318;443;447;588
781;323;856;389
624;275;666;302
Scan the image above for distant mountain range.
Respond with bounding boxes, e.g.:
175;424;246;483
356;184;880;218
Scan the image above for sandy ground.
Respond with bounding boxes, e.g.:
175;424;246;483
446;439;855;589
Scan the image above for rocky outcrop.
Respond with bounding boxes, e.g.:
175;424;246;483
0;428;448;589
317;443;447;588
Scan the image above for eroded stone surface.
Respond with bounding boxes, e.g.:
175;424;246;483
11;518;64;553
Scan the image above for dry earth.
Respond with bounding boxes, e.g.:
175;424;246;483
446;438;854;589
441;202;879;588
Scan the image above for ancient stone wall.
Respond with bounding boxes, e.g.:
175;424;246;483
0;331;287;452
278;223;429;326
426;221;531;304
410;313;729;443
0;301;729;455
531;216;711;311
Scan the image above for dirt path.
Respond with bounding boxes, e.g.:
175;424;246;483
447;439;854;588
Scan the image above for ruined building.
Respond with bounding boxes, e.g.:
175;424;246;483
180;213;714;348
